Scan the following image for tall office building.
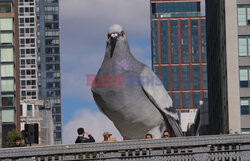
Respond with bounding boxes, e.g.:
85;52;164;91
150;0;207;132
237;0;250;134
18;0;38;100
0;0;20;147
36;0;62;144
206;0;241;134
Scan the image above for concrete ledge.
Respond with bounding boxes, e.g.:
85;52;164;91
1;134;250;158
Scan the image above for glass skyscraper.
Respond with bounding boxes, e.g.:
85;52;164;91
0;0;20;147
36;0;62;144
151;0;207;130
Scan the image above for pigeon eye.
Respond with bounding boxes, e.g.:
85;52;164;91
121;31;125;37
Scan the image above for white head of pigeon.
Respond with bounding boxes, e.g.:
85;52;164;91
107;24;126;58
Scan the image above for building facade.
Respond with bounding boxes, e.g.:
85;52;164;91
0;0;20;147
150;0;207;132
206;0;241;134
20;100;53;145
36;0;62;144
18;0;38;100
237;0;250;134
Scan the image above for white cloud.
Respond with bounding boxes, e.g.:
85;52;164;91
63;109;123;144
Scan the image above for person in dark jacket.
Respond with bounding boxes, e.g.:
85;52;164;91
75;127;95;143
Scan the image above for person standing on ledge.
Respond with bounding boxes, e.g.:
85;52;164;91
75;127;95;143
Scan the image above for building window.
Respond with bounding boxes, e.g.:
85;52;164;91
183;92;190;107
242;128;250;134
45;38;59;46
2;95;14;107
172;92;180;107
2;109;14;123
192;65;200;89
172;66;180;90
0;2;12;13
241;98;250;115
162;66;169;90
45;14;58;21
1;64;14;77
152;21;158;64
53;106;61;114
239;67;250;87
204;92;208;99
1;79;14;92
202;19;207;62
20;105;23;116
171;20;179;63
181;20;189;63
56;126;61;131
46;47;59;54
53;115;61;122
203;65;207;89
45;0;58;3
238;5;250;26
21;91;26;97
1;48;13;62
27;105;32;111
182;65;190;90
45;31;59;36
46;72;53;79
45;22;59;29
191;19;199;63
0;18;13;30
45;6;58;12
238;36;250;56
193;92;200;108
161;20;168;63
0;33;13;45
56;132;61;139
151;2;200;18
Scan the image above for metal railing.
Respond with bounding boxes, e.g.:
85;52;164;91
1;134;250;161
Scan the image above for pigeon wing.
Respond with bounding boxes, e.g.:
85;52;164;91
139;66;178;120
139;66;183;136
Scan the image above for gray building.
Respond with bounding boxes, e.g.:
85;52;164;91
20;100;54;145
237;0;250;134
36;0;62;144
206;0;241;134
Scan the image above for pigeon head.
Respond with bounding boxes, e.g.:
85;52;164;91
107;24;126;58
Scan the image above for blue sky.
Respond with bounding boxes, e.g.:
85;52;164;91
60;0;151;143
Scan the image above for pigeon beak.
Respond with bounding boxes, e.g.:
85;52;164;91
110;37;117;58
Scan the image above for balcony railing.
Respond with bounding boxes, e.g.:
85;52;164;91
0;134;250;161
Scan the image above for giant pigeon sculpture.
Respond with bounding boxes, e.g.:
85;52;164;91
91;24;183;140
